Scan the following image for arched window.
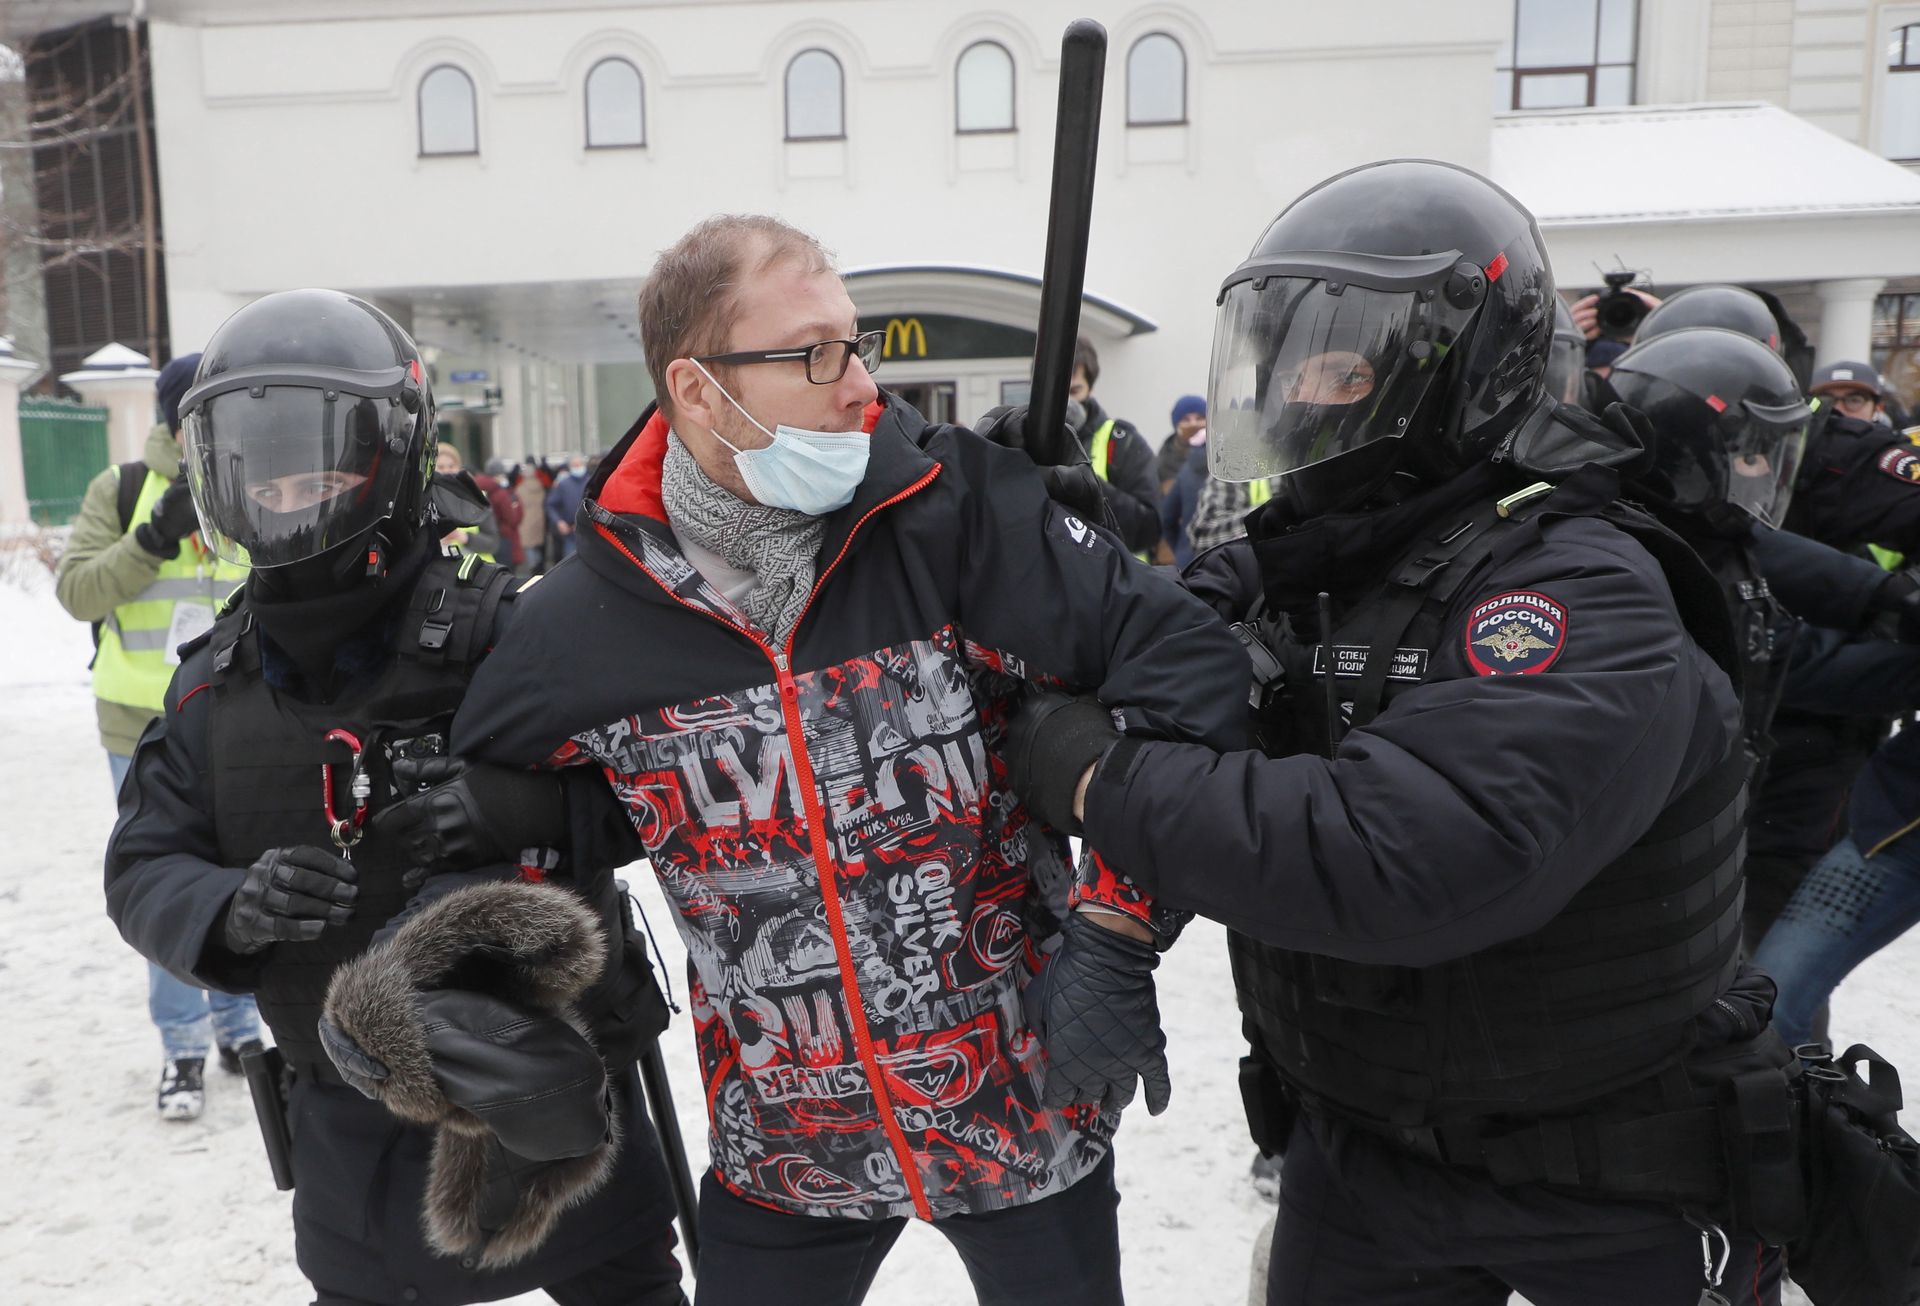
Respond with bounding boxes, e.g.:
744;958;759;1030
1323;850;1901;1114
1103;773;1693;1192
1887;24;1920;161
955;40;1015;133
1126;33;1186;126
418;64;478;156
585;57;645;148
785;49;845;141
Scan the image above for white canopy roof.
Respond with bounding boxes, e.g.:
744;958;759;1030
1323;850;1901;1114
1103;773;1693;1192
1490;102;1920;287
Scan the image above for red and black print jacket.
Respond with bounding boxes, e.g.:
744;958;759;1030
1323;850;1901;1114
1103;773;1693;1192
453;396;1247;1221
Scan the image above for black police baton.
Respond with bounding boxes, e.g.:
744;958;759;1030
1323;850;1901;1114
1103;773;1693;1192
637;1038;701;1267
1026;19;1117;531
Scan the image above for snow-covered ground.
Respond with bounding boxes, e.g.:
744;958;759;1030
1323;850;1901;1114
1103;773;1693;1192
0;550;1912;1306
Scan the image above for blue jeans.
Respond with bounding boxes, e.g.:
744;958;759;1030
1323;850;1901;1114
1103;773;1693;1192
1751;833;1920;1047
110;752;261;1060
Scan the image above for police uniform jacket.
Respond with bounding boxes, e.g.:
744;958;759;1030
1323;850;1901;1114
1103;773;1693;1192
102;540;676;1305
1784;411;1920;554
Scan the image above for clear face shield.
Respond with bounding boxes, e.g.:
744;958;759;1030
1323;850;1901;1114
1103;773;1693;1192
180;368;423;568
1724;401;1811;528
1546;328;1586;407
1205;252;1486;483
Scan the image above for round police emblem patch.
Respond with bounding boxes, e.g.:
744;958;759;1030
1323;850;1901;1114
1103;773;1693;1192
1465;590;1567;676
1876;446;1920;484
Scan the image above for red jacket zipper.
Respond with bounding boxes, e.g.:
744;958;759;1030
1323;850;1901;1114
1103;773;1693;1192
593;466;943;1219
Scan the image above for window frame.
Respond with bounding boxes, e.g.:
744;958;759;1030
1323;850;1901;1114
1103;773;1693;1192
1496;0;1640;113
1887;22;1920;162
784;47;847;143
583;55;646;151
416;62;480;158
954;39;1017;136
1126;31;1188;128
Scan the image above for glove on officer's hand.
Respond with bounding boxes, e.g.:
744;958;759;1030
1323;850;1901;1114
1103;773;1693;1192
318;1012;390;1098
369;755;567;884
1872;572;1920;642
221;845;358;955
1024;909;1172;1115
1007;692;1120;836
974;406;1114;525
135;477;200;558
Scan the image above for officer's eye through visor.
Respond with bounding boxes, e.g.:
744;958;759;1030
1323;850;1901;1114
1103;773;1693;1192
695;330;885;385
1721;398;1810;528
1206;251;1487;483
179;365;423;568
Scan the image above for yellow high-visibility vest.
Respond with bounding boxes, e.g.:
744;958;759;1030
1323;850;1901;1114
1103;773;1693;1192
92;469;247;712
1087;420;1152;562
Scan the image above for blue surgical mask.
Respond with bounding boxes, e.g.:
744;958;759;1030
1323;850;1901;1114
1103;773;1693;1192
691;360;869;515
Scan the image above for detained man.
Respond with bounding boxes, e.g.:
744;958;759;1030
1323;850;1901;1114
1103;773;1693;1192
447;214;1247;1306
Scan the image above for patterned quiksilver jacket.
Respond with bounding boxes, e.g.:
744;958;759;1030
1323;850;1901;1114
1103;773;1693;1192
454;396;1247;1221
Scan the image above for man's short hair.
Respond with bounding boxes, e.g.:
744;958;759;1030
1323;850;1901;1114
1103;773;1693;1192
1073;335;1100;390
639;214;835;419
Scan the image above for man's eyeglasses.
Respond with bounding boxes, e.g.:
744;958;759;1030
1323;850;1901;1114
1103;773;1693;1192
1826;390;1877;412
696;330;885;386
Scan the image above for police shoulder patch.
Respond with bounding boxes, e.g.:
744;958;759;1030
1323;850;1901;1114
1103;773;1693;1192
1876;446;1920;485
1465;590;1568;676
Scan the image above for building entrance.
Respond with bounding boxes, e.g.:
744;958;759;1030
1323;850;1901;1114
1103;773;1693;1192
886;381;958;425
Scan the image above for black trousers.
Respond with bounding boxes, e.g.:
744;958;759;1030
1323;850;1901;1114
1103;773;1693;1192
1266;1124;1783;1306
691;1151;1123;1306
312;1231;686;1306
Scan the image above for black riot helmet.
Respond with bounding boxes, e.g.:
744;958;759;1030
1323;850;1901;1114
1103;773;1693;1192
1546;297;1587;408
1634;284;1783;355
1207;159;1555;516
1607;327;1811;528
179;289;435;576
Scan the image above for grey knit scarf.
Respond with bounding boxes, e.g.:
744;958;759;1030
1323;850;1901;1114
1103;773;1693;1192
660;432;824;643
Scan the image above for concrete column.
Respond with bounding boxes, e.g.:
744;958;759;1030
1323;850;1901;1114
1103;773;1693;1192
1815;278;1887;366
0;339;40;525
61;343;162;464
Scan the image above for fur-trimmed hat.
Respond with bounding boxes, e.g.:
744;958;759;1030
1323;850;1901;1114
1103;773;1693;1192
323;880;616;1269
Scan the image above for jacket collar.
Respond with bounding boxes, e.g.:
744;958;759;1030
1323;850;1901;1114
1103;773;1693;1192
580;392;940;610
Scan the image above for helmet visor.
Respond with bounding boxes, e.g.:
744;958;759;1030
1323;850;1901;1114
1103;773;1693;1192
1726;399;1810;528
1206;276;1476;482
1547;329;1586;407
182;383;418;567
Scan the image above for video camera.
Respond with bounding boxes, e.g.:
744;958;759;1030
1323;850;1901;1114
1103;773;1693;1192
1595;269;1652;341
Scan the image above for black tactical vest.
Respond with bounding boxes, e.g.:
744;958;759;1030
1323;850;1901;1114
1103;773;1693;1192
205;552;517;1072
1233;477;1750;1128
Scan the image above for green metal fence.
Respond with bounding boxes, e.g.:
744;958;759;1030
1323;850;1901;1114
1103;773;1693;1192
20;397;111;525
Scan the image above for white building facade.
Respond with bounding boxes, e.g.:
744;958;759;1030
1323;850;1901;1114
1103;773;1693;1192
122;0;1920;457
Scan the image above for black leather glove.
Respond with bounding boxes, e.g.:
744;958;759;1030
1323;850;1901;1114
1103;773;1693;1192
422;989;610;1161
318;1012;390;1097
134;476;199;558
1007;692;1120;836
220;845;358;955
1872;572;1920;642
974;405;1114;528
1023;909;1172;1115
369;755;567;885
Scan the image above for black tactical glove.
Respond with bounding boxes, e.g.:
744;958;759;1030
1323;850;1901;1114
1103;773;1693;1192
317;1011;390;1097
134;477;199;559
1872;571;1920;642
973;405;1114;528
220;845;358;955
1007;692;1120;836
369;755;567;886
1023;909;1172;1115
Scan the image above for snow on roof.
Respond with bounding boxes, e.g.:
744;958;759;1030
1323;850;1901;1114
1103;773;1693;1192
1490;102;1920;226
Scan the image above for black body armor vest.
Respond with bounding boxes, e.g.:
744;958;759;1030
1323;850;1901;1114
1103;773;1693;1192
205;553;517;1072
1232;478;1749;1129
1690;531;1791;769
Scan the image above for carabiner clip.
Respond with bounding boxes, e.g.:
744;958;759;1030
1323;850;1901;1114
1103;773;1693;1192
321;728;369;858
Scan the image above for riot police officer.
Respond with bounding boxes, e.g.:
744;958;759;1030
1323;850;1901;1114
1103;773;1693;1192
1007;160;1797;1303
103;289;685;1306
1607;329;1920;750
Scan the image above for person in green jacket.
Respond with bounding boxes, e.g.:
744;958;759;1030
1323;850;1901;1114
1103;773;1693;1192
54;353;260;1122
